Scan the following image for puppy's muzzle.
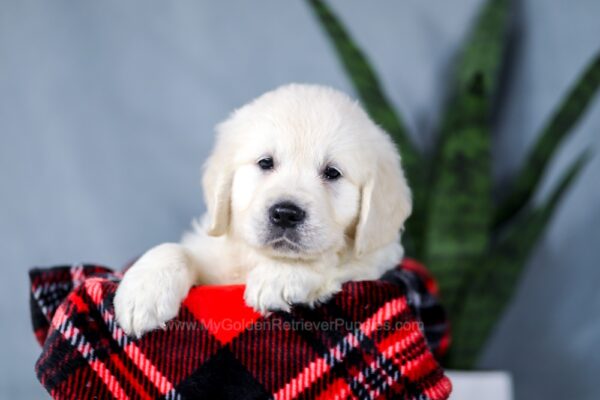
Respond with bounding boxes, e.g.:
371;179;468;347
269;201;306;229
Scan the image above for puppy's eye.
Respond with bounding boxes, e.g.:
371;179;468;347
257;157;274;170
322;166;342;181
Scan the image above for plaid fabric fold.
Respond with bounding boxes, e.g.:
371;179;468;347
30;259;452;400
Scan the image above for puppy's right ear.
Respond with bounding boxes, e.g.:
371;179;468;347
202;141;234;236
354;140;412;258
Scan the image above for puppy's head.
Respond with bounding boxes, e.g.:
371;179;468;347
203;84;411;261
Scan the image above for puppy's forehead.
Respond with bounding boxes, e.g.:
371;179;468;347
224;85;379;162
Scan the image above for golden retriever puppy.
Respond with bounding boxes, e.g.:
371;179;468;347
114;84;412;337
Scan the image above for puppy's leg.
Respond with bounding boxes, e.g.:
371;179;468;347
244;262;341;313
114;243;196;337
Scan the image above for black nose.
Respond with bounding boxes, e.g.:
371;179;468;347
269;202;306;228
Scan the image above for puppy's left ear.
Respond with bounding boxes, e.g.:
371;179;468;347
354;145;412;258
202;139;234;236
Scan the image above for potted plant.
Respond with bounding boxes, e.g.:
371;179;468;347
306;0;600;397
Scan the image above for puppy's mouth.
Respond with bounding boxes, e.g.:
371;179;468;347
265;231;304;252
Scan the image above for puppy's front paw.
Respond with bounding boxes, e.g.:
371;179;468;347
114;244;193;338
244;265;340;313
244;274;306;313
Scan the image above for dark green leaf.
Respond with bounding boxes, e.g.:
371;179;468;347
447;151;591;368
305;0;418;169
424;0;511;308
495;52;600;227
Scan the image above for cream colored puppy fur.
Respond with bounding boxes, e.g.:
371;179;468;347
114;84;412;337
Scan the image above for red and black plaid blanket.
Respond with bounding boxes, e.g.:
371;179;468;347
30;258;452;400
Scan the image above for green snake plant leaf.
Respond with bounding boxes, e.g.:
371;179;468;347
305;0;425;255
448;150;591;368
495;52;600;227
305;0;419;169
424;0;511;308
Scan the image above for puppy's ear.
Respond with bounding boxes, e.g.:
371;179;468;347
354;146;412;258
202;140;234;236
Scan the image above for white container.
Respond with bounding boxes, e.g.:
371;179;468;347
446;370;513;400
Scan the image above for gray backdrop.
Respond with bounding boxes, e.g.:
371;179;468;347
1;0;599;399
